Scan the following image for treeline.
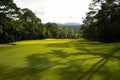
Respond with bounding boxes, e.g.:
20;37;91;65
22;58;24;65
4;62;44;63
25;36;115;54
80;0;120;43
45;23;80;39
0;0;80;43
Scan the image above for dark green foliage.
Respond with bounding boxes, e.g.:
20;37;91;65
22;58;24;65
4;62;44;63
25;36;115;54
0;0;46;43
80;0;120;42
45;22;80;39
0;13;23;43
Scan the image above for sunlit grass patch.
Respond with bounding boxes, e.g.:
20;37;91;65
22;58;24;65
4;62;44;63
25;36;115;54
11;38;74;45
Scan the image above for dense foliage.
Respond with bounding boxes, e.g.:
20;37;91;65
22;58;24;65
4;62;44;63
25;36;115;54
45;23;80;39
80;0;120;42
0;0;80;43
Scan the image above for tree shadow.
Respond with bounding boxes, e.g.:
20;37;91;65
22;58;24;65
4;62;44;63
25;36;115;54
46;40;120;80
29;46;120;80
0;54;50;80
0;42;120;80
49;50;69;59
75;46;120;60
46;39;106;48
75;46;120;80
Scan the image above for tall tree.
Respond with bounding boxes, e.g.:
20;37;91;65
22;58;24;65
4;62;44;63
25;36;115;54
0;0;21;43
80;0;120;42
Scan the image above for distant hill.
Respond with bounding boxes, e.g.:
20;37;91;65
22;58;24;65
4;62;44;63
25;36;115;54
57;22;81;30
63;22;80;26
58;22;80;26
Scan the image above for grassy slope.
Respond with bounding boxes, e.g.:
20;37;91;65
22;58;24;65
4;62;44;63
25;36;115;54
0;39;120;80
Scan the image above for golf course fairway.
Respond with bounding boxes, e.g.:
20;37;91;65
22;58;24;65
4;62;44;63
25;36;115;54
0;39;120;80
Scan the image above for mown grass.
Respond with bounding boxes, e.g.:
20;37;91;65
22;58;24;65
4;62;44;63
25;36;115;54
0;39;120;80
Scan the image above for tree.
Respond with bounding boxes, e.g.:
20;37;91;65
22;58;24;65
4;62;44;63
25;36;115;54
19;8;46;40
0;0;45;43
80;0;120;42
0;0;20;19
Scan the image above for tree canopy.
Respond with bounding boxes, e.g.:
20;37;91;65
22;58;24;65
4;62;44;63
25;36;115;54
80;0;120;42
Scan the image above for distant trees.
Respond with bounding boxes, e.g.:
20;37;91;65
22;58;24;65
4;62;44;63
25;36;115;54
45;22;80;39
80;0;120;42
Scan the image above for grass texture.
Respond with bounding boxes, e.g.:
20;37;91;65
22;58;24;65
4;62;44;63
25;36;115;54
0;39;120;80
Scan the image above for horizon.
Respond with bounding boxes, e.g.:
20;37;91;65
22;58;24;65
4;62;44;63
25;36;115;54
14;0;92;24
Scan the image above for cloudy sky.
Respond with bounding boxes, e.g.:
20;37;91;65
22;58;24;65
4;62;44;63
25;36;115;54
14;0;92;23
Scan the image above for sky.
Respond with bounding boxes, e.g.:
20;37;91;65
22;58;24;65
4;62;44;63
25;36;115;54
14;0;92;23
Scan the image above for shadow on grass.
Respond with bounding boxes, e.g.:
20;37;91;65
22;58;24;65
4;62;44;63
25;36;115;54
0;40;120;80
76;46;120;60
75;46;120;80
45;39;120;80
46;39;105;48
0;55;49;80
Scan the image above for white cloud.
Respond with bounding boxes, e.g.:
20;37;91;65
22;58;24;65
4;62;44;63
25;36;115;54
14;0;91;23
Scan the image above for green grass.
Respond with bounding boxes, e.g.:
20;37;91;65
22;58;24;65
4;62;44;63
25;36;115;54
0;39;120;80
